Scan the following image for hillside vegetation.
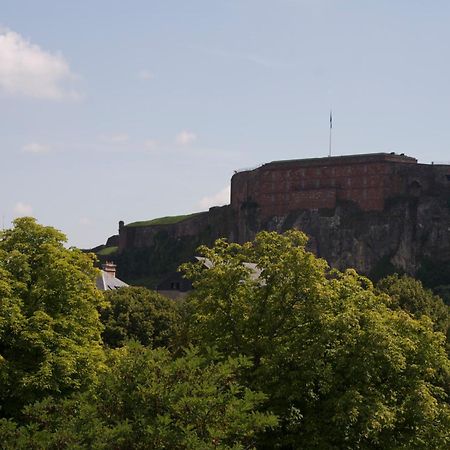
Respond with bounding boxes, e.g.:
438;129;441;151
97;245;118;256
1;219;449;449
125;212;203;227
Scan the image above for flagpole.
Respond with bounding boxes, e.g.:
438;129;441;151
328;110;332;157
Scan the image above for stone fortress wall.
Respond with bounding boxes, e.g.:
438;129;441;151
110;152;450;282
231;153;450;219
117;153;450;252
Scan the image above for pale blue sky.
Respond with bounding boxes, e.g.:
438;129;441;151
1;0;450;247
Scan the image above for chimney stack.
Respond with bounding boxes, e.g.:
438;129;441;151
102;261;117;278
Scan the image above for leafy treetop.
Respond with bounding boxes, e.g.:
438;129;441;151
100;286;181;349
182;230;450;449
377;273;450;340
0;344;277;449
0;217;104;420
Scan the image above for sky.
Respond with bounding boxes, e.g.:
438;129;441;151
1;0;450;248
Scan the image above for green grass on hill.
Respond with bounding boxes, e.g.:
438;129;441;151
97;246;118;256
126;213;202;227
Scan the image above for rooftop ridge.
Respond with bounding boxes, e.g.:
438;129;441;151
263;152;417;168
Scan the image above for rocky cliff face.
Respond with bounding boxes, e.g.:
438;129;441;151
243;194;450;278
98;191;450;287
92;154;450;291
228;154;450;280
111;206;234;287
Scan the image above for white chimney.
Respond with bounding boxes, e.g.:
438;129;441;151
102;261;117;278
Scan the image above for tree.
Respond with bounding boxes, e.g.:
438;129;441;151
0;344;277;449
377;274;450;341
183;231;450;449
100;286;181;349
0;218;104;419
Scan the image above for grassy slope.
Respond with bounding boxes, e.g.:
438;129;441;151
97;246;118;256
125;212;203;227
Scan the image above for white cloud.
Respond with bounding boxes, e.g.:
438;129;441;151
176;130;197;145
13;201;33;217
0;28;80;100
143;139;158;150
79;217;92;226
137;69;153;80
198;186;230;209
22;142;50;154
100;133;129;143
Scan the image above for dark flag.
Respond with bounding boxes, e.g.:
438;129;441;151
330;111;332;129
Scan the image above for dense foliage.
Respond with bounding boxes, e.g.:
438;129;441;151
0;344;276;449
377;274;450;340
100;286;181;348
183;231;450;449
417;257;450;297
0;219;275;449
1;220;449;449
0;218;104;419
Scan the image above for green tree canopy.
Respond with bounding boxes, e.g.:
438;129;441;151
100;286;181;349
183;230;450;449
377;274;450;340
0;344;277;449
0;218;104;419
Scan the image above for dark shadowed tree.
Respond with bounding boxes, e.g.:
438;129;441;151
100;286;181;349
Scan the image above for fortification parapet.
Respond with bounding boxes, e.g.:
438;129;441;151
230;152;450;220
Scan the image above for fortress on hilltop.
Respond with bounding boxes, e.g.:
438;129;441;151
231;152;450;216
94;152;450;288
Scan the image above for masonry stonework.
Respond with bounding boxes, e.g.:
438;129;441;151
105;152;450;283
230;153;435;219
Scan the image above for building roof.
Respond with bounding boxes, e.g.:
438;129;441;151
196;257;263;282
263;152;417;170
156;270;193;293
96;270;129;291
234;153;418;175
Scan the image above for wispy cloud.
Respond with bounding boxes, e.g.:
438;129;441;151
143;139;158;150
137;69;153;80
100;133;129;144
13;201;33;217
79;217;92;226
245;54;284;68
22;142;51;154
176;130;197;145
198;186;230;209
0;28;81;100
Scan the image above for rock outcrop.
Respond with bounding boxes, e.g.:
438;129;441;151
94;153;450;287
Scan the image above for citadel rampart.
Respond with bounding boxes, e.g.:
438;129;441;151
231;153;450;218
98;153;450;286
117;206;233;252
